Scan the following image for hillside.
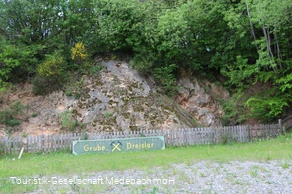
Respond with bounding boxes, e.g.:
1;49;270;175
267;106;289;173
1;0;291;133
0;59;229;136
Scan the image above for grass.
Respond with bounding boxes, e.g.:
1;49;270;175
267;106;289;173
0;133;291;193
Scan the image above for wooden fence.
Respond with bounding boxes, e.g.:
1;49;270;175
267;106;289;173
282;116;292;131
0;123;282;154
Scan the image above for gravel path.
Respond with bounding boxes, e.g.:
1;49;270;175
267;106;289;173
27;160;292;193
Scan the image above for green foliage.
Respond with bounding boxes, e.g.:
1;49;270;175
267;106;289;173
277;73;292;92
10;101;25;116
220;131;237;145
73;93;81;100
59;111;78;131
221;92;248;126
153;64;178;94
0;0;291;120
32;52;68;95
4;119;21;127
38;52;65;77
221;56;256;91
89;65;103;77
63;76;84;100
71;42;89;65
82;132;88;140
32;75;62;95
94;0;145;52
0;101;24;127
245;91;290;122
0;43;20;91
31;113;38;118
104;112;113;118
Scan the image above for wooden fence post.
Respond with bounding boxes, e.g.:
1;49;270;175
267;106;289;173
278;119;282;134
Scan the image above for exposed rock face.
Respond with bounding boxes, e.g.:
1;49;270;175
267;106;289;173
0;60;228;134
177;78;228;127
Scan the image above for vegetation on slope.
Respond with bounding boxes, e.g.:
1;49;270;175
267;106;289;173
0;0;291;122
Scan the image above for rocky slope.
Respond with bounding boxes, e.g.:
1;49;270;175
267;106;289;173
0;59;228;136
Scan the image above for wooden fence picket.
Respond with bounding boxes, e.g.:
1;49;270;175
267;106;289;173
0;123;283;153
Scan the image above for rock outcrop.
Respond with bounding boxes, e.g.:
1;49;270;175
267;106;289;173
0;59;228;135
177;78;228;127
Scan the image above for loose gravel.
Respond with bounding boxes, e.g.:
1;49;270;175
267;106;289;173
30;160;292;193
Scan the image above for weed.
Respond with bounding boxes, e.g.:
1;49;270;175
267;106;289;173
89;65;103;76
185;160;192;167
83;132;88;140
104;112;113;118
281;161;290;169
138;187;159;194
4;118;21;126
65;90;73;96
179;172;191;184
21;132;27;138
5;128;13;136
31;113;38;117
0;142;5;154
220;131;232;145
250;169;258;177
192;168;198;175
10;101;25;116
70;183;80;193
265;152;273;161
73;93;80;100
202;189;212;194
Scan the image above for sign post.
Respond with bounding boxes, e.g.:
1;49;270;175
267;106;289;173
72;136;165;155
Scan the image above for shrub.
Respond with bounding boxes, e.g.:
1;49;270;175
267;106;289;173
10;101;25;116
4;118;21;126
71;42;88;66
153;64;178;95
0;101;24;127
89;65;103;76
37;52;64;77
59;111;78;131
33;52;67;95
0;109;12;124
32;75;62;95
31;113;38;117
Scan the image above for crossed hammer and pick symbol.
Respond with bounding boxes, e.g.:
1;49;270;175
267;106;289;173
110;141;122;152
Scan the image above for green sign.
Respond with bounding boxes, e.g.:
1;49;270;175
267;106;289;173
72;136;165;155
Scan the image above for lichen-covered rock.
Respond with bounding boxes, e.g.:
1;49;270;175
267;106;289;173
177;78;227;127
24;60;199;132
1;59;228;135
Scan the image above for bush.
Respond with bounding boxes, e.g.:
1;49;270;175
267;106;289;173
59;111;78;131
0;110;12;124
4;118;21;126
0;101;24;127
71;42;88;63
32;51;67;95
37;52;64;77
32;75;62;95
89;65;103;76
10;101;25;116
220;92;248;126
153;64;178;95
245;89;290;122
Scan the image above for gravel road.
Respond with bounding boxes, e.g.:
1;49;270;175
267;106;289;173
28;160;292;193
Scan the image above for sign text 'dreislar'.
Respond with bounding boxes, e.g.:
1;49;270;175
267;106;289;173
72;136;165;155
